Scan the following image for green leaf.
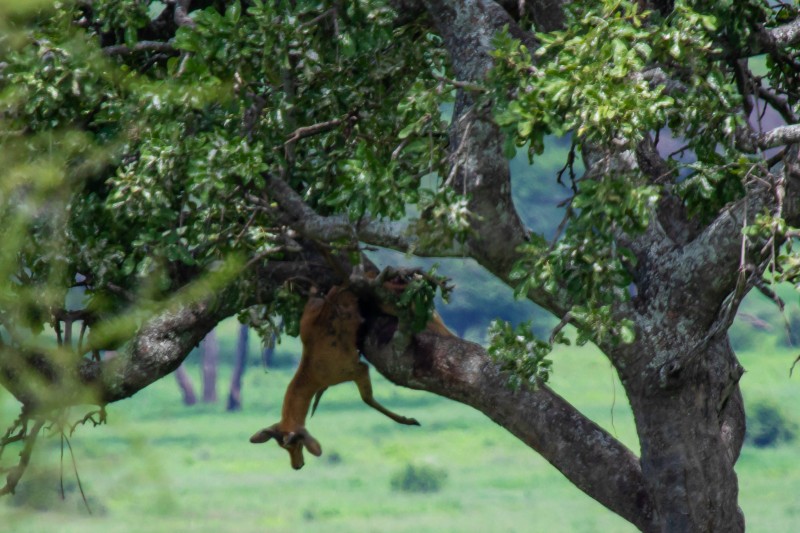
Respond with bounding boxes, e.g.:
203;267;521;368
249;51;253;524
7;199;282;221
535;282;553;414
124;26;138;48
226;1;242;23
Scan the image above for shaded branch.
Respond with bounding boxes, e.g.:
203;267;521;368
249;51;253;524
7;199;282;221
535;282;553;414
103;40;177;56
169;0;196;28
264;174;467;257
283;118;344;148
758;86;799;124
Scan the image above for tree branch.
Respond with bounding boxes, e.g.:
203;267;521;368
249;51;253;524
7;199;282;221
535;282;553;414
736;122;800;153
758;85;799;124
422;0;532;273
361;322;658;532
756;16;800;51
103;40;177;56
264;174;467;257
755;123;800;150
0;246;346;410
283;118;344;147
169;0;196;28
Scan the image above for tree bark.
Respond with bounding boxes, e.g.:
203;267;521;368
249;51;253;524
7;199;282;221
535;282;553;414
227;324;248;411
620;336;745;533
201;330;218;403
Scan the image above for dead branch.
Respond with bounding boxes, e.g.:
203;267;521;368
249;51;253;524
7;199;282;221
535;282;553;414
0;418;44;496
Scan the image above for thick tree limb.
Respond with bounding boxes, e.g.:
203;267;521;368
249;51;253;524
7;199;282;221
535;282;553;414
362;323;658;532
422;0;533;271
754;123;800;150
756;16;800;51
264;174;467;257
0;248;344;410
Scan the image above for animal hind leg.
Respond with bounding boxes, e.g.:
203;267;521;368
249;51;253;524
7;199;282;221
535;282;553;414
353;362;420;426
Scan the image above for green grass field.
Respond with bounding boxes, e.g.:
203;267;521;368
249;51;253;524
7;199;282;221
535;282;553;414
2;308;800;532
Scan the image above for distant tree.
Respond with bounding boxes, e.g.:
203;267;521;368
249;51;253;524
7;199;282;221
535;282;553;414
227;324;249;411
201;330;219;403
2;1;800;531
175;363;198;406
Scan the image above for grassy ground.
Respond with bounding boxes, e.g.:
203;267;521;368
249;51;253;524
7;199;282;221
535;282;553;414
2;311;800;532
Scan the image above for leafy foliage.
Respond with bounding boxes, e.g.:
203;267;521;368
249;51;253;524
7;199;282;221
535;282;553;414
0;0;458;342
481;0;795;354
487;319;557;389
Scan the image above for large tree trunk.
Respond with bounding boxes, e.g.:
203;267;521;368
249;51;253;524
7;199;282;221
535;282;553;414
622;336;746;532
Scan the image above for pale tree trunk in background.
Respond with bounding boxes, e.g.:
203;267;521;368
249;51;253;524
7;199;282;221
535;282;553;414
261;320;280;368
174;364;197;406
201;330;218;403
262;343;274;368
227;324;248;411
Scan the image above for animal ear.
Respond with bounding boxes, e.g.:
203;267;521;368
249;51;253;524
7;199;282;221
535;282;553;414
299;429;322;457
249;424;281;444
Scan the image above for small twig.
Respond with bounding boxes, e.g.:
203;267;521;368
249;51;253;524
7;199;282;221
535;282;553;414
757;85;799;123
176;53;192;77
549;204;573;249
556;141;578;193
549;312;572;344
62;434;92;514
105;282;136;302
667;143;692;159
298;7;337;30
0;418;27;453
283;118;343;148
766;148;787;169
243;246;298;270
444;114;475;188
69;407;107;437
60;433;65;500
433;74;487;93
232;209;258;247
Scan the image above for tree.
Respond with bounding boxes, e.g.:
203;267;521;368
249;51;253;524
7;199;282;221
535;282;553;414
226;323;248;411
174;362;199;405
0;0;799;531
201;329;219;403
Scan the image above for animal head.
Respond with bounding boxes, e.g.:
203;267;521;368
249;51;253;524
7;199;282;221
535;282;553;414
250;424;322;470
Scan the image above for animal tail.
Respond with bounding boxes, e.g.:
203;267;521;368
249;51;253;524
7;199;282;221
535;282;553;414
310;387;328;417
